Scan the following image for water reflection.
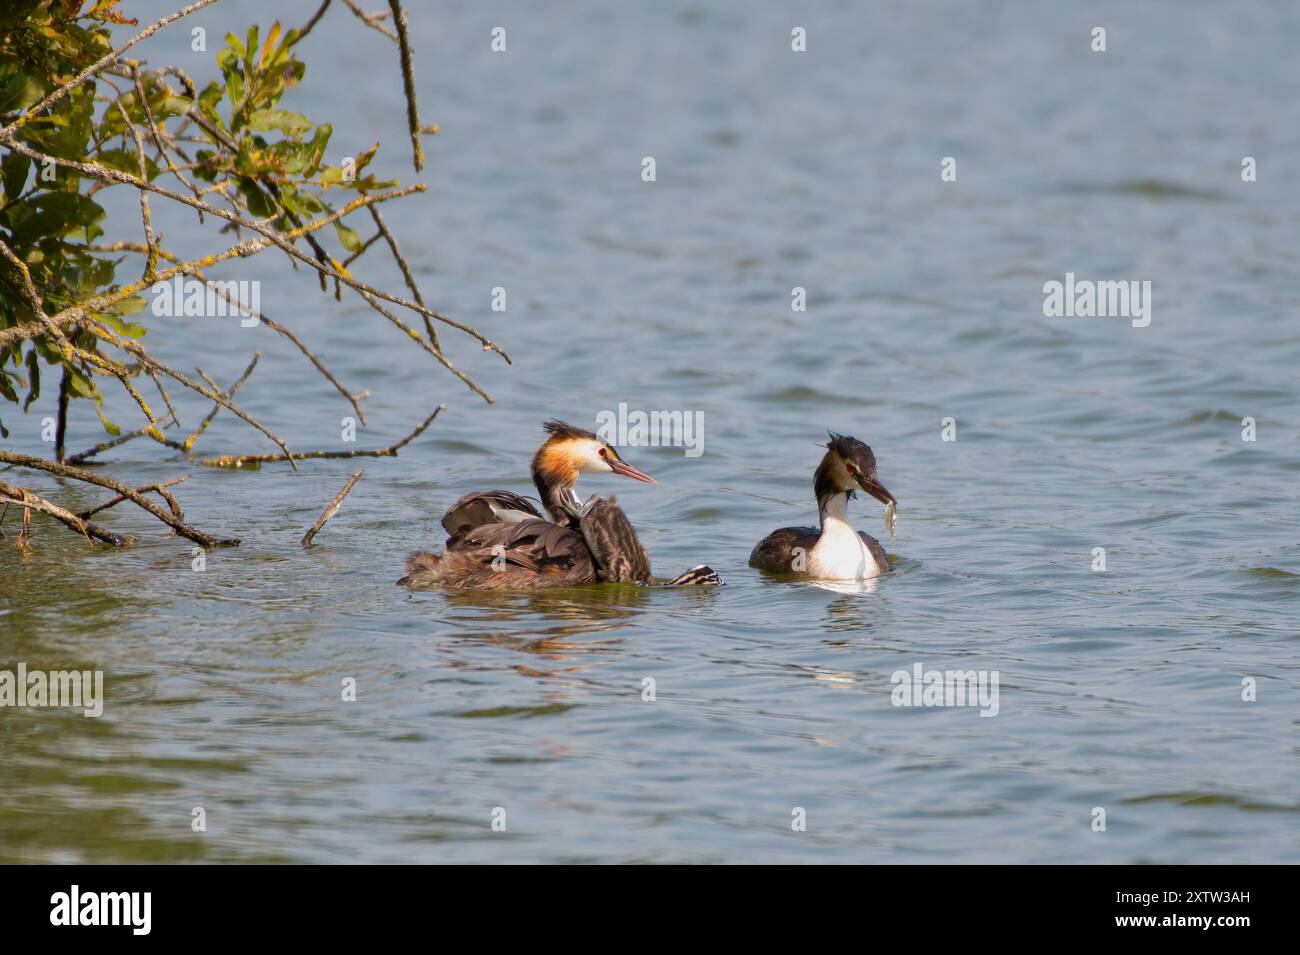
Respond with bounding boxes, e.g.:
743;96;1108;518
809;577;880;597
823;593;879;635
439;583;650;628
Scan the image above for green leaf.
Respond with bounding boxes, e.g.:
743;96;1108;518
222;32;247;60
298;122;331;177
66;367;96;399
245;25;261;67
9;191;106;244
197;81;226;132
247;109;313;136
104;295;147;318
1;149;30;200
236;176;276;217
94;396;121;436
279;183;323;217
97;309;147;338
333;219;363;253
22;346;39;411
95;147;160;180
26;84;95;160
0;72;45;114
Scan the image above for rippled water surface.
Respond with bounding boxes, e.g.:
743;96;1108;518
2;1;1298;863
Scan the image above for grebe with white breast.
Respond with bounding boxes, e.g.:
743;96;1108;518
749;433;895;580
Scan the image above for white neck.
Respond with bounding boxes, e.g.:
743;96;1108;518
819;491;850;526
809;493;880;579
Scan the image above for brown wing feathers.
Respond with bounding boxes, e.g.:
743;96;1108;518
578;497;652;583
440;490;543;536
748;526;819;574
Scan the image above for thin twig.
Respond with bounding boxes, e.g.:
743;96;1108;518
146;367;181;426
356;288;492;402
301;469;364;545
342;0;398;41
367;202;439;350
388;1;424;172
202;404;443;468
65;411;180;465
185;353;260;450
78;476;187;521
298;0;334;41
341;228;384;267
111;99;159;282
130;65;205;223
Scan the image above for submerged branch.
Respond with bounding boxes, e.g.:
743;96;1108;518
78;476;187;521
0;451;239;547
0;479;134;547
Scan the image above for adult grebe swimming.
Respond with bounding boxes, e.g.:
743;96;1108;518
749;433;896;580
400;420;723;589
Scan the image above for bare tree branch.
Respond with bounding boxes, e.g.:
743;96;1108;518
387;1;425;172
202;404;443;468
78;476;187;521
0;479;134;547
301;468;364;545
0;453;235;546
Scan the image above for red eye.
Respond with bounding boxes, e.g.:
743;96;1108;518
846;464;856;474
598;447;607;457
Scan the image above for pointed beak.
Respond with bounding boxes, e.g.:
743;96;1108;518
608;458;657;485
856;473;894;506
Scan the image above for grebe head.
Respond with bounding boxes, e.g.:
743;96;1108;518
531;420;656;523
533;420;657;486
816;432;895;508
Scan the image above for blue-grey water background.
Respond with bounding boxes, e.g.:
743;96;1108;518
2;0;1298;863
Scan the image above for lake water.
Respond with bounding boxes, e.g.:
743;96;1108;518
1;0;1297;863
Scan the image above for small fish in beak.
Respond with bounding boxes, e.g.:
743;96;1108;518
854;471;895;507
853;470;896;543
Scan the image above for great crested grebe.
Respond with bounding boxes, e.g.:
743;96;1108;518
749;433;897;580
399;420;723;589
